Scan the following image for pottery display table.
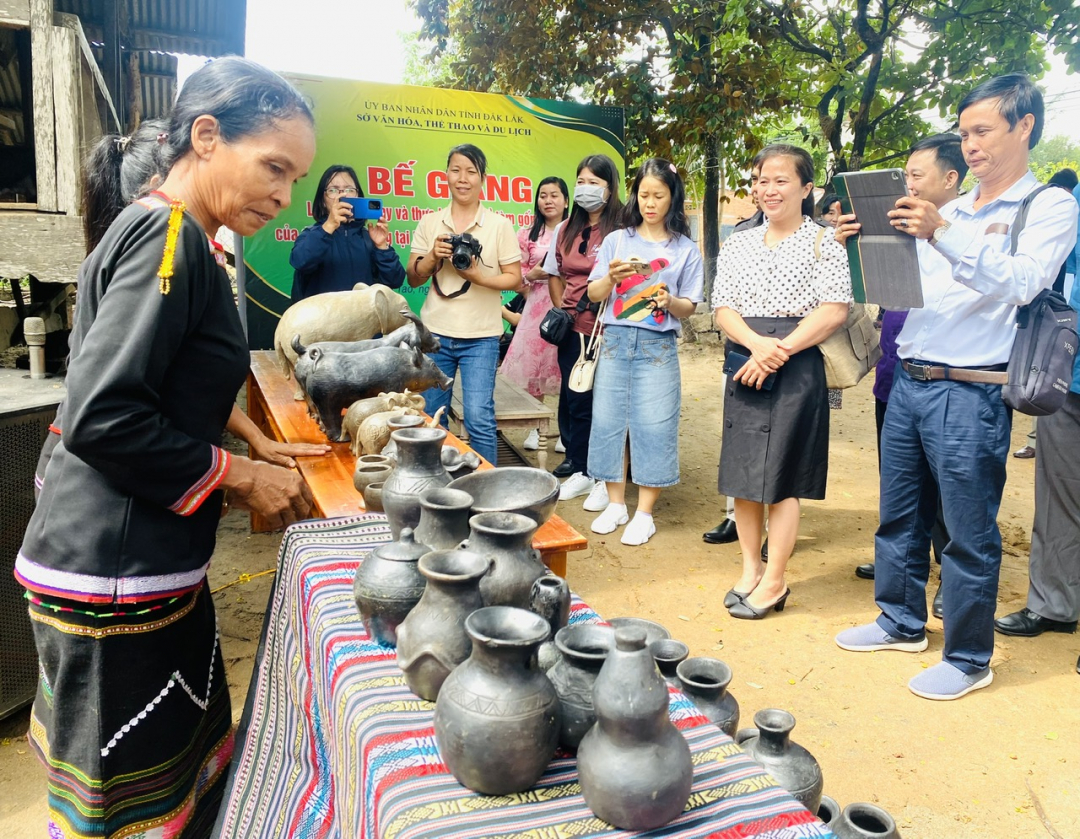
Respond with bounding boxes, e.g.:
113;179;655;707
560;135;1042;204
214;515;837;839
246;351;585;577
449;373;555;470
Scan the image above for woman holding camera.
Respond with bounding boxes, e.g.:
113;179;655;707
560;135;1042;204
584;159;703;545
289;163;405;301
542;154;624;508
407;144;522;465
712;144;852;619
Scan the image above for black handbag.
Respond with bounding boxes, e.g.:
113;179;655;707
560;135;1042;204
538;306;573;345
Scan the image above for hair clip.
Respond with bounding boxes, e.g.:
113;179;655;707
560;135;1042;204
157;132;169;144
114;136;132;152
669;163;678;174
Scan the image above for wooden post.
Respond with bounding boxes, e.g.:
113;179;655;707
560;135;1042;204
102;0;124;130
51;24;80;217
29;0;55;211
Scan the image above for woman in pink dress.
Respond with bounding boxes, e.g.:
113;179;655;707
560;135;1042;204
500;177;568;448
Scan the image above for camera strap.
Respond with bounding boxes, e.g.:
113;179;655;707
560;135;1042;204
431;264;471;299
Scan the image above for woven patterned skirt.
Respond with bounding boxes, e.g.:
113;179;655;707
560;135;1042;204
26;581;233;839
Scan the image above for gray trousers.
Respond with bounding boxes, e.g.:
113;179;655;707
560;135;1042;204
1027;391;1080;622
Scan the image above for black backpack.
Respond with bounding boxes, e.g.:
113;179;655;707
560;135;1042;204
1001;185;1079;416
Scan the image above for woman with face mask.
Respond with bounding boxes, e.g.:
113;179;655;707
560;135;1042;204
541;154;624;509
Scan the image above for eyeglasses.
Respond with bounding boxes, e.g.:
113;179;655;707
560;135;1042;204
325;186;359;197
578;226;592;256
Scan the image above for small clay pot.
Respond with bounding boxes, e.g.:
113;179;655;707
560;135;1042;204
530;575;571;671
833;803;902;839
354;462;394;495
818;795;841;826
415;487;474;552
363;481;385;512
649;638;689;689
675;656;740;737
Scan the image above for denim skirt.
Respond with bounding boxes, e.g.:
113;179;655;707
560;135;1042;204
588;325;681;487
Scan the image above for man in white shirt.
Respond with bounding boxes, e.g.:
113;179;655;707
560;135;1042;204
835;74;1078;700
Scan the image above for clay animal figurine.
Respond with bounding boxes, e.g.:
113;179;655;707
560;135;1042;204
343;391;426;453
441;447;482;479
274;283;411;399
293;343;453;442
357;408;422;455
300;307;440;358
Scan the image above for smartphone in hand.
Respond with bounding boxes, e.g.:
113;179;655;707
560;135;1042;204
723;349;776;391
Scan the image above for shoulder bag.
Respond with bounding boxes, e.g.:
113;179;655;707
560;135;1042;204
567;298;607;393
812;227;883;388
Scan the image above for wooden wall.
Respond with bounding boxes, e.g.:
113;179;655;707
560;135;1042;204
0;0;29;25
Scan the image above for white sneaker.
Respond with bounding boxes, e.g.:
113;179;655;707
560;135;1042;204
555;437;566;453
591;503;629;534
523;429;539;451
582;480;609;512
559;472;595;500
621;512;656;546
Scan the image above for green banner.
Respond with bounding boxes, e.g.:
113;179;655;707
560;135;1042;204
243;74;625;349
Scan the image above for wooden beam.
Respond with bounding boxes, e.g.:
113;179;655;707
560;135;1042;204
51;24;79;216
29;0;55;212
102;0;123;130
53;12;121;133
0;0;29;26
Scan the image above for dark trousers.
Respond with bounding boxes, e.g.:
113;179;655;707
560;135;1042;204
874;368;1011;674
556;330;594;476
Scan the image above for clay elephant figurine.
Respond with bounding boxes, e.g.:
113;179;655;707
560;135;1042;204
342;390;427;452
274;283;412;399
356;408;423;456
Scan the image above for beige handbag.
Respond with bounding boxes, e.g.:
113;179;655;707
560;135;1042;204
812;227;882;389
567;299;607;393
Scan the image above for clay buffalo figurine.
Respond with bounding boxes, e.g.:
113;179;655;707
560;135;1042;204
274;283;412;399
302;307;439;359
342;391;427;452
294;343;453;442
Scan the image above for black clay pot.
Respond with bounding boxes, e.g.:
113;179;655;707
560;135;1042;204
738;709;823;813
381;427;450;539
352;527;428;646
577;626;693;831
530;575;571;672
464;511;546;609
434;606;561;795
833;803;902;838
649;638;689;690
675;657;740;737
818;794;841;826
548;623;613;749
396;548;490;701
415;487;473;552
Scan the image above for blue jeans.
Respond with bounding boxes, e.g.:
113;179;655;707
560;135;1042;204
874;367;1011;674
423;335;499;466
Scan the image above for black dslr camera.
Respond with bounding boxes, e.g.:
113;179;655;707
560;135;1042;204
448;232;483;271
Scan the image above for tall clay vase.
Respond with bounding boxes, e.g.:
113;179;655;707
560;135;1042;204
464;511;546;609
434;606;561;795
396;549;490;701
530;575;571;672
650;639;689;690
382;414;425;461
547;623;612;750
381;427;450;539
352;527;428;646
577;626;693;831
414;487;474;551
833;803;902;839
739;709;823;813
675;657;740;737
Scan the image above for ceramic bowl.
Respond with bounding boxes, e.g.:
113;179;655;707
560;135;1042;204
447;467;559;526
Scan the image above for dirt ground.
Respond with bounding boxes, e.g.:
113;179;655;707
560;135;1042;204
2;341;1078;838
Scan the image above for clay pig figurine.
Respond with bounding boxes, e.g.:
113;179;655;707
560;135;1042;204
356;408;423;456
274;283;411;399
342;390;426;452
294;343;453;442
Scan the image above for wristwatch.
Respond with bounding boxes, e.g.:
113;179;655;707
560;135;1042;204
930;221;951;246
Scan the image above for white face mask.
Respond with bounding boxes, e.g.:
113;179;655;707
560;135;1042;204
574;184;608;212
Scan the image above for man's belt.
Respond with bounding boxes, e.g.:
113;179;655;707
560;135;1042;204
901;360;1009;385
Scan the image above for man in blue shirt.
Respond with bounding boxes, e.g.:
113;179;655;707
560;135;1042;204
835;74;1078;699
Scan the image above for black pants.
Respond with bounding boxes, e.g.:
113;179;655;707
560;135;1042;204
556;330;594;476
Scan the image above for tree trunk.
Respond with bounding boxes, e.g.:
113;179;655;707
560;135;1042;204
702;132;720;305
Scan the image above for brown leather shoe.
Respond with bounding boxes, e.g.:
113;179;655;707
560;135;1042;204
1013;445;1035;459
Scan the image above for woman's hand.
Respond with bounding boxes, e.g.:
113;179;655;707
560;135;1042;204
834;212;861;245
248;435;331;469
607;259;638;284
223;457;314;529
525;261;549;281
368;220;391;249
322;198;353;235
747;334;790;372
733;355;775;390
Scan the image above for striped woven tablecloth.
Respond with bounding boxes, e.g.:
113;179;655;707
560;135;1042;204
215;514;836;839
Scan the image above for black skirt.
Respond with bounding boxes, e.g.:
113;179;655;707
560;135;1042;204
718;317;829;503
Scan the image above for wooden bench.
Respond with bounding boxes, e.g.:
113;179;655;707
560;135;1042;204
246;351;586;577
449;373;555;470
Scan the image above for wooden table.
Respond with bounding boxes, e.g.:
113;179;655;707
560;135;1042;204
450;373;555;470
247;350;586;576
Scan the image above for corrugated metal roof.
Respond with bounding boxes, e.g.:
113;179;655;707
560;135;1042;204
137;50;176;120
55;0;245;58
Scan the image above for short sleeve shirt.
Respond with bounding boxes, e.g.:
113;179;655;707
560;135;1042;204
711;216;852;316
410;205;521;338
542;220;605;334
588;228;705;334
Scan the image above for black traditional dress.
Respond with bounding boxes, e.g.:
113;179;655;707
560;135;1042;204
16;192;249;838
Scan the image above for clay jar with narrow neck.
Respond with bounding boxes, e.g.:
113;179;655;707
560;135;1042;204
381;427;450;539
434;606;561;795
464;511;546;609
650;639;689;690
352;526;428;647
676;657;740;737
577;627;693;831
414;487;473;552
395;548;490;701
547;623;612;749
739;708;823;813
530;575;571;672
